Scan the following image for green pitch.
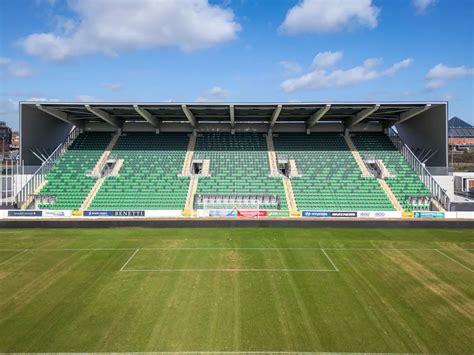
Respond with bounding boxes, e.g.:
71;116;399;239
0;228;473;353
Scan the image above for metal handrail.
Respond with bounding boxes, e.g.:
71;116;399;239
16;127;80;207
387;127;450;210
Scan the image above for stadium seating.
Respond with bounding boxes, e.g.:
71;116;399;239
194;133;287;210
351;133;432;211
38;132;112;210
273;133;394;211
89;132;189;210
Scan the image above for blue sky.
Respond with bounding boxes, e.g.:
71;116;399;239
1;0;473;129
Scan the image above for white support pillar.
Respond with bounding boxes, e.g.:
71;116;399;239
85;105;121;128
396;104;432;125
229;104;235;134
181;105;197;128
347;104;380;128
36;104;74;125
306;104;331;128
269;104;283;130
133;105;160;130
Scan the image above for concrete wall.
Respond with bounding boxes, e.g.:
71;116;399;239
396;104;447;169
21;105;73;166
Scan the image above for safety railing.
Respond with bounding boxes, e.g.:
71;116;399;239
16;127;80;208
387;127;450;210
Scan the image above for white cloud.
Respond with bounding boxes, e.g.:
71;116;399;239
279;61;303;75
0;57;32;78
425;63;474;90
311;51;343;68
102;83;124;91
196;86;229;102
413;0;436;14
20;0;241;61
0;57;11;65
280;0;379;34
208;86;229;98
281;53;413;92
26;97;60;102
77;95;103;102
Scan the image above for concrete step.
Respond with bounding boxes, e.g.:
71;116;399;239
181;131;197;176
378;179;404;212
344;135;372;178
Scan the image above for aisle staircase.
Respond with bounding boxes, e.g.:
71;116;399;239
182;175;199;216
91;131;121;177
181;131;197;176
266;133;279;176
344;134;372;177
378;179;404;212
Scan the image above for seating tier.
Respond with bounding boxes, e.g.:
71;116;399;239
273;133;394;211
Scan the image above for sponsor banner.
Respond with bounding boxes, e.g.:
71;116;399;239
237;210;267;217
84;210;146;217
42;210;71;218
145;210;182;218
444;212;457;219
454;212;474;219
8;210;43;217
357;211;402;219
414;211;445;219
302;211;331;217
267;210;290;217
208;210;238;217
402;211;414;218
330;211;358;218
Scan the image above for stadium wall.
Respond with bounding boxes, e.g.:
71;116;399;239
21;104;73;166
396;104;448;169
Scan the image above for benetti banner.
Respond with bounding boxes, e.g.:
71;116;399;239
83;210;145;217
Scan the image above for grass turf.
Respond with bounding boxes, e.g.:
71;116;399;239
0;227;473;353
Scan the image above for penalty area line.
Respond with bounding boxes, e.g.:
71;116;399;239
120;248;140;271
121;268;339;272
321;248;339;271
435;249;473;272
0;249;29;266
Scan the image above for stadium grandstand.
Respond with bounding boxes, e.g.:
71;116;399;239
3;101;453;215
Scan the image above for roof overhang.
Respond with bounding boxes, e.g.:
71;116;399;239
20;101;447;129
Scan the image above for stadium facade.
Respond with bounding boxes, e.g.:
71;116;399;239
3;100;462;216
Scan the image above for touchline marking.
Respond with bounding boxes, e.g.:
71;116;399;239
0;247;473;251
122;268;338;272
120;249;140;271
435;249;473;272
321;248;339;271
0;249;28;265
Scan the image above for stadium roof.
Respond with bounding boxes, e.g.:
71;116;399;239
448;117;474;138
22;101;446;129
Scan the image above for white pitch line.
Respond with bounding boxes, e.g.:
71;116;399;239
321;248;339;272
122;268;338;272
0;247;473;251
435;249;474;272
0;249;28;266
120;248;140;271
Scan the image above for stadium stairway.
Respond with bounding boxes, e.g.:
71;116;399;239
37;132;113;210
351;132;433;211
273;133;395;211
344;134;372;177
193;133;288;210
89;132;190;210
90;131;121;177
181;130;197;176
266;133;279;177
183;174;199;215
344;134;404;212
